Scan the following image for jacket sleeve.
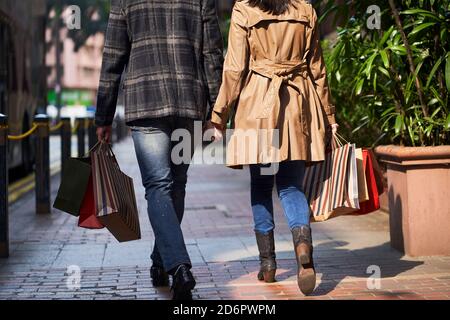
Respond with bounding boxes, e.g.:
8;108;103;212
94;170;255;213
307;8;336;125
211;3;249;128
202;0;225;120
95;0;131;127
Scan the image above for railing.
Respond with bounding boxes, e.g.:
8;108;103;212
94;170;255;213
0;113;128;258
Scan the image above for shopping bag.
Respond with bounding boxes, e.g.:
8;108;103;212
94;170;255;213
303;134;360;222
78;174;105;229
368;149;385;196
356;149;383;215
356;148;369;202
91;143;141;242
53;157;91;216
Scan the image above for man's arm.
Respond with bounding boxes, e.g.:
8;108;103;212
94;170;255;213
201;0;224;121
95;0;131;128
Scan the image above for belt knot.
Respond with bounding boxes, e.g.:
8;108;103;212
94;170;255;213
249;58;309;123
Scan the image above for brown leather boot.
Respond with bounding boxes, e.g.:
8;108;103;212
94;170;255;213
292;226;316;295
255;231;277;283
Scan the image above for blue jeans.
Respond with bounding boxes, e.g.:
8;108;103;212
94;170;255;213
131;117;195;273
250;161;311;235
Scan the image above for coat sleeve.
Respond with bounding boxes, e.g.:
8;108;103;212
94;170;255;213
202;0;225;121
307;8;336;125
211;3;249;128
95;0;131;127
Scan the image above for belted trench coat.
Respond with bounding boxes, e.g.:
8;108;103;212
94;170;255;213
211;0;336;168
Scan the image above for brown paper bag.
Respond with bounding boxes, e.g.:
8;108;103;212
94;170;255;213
91;143;141;242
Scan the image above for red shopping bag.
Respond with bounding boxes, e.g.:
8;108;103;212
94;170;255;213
78;174;105;229
356;149;383;215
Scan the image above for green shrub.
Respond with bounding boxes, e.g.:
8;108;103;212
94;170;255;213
317;0;450;147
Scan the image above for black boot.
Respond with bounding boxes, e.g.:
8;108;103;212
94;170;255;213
255;231;277;283
171;264;196;301
150;265;169;287
292;226;316;295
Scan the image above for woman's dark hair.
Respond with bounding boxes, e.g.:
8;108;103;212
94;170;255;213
246;0;298;15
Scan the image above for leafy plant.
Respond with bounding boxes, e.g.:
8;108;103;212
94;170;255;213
220;13;232;51
315;0;450;147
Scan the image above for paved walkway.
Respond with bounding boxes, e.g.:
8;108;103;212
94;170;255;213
1;138;450;300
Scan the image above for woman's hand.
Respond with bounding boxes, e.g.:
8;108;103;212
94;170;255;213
331;123;339;135
327;123;339;138
204;121;224;142
326;123;339;151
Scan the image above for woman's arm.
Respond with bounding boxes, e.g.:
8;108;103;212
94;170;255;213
210;2;250;129
307;8;337;125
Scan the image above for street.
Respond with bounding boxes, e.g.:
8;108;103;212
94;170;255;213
1;137;450;300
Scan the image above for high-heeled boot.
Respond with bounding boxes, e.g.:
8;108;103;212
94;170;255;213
255;231;277;283
292;226;316;295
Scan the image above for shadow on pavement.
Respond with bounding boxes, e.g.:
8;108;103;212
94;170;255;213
311;241;424;296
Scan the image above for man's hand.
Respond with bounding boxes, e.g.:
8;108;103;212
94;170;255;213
97;126;112;143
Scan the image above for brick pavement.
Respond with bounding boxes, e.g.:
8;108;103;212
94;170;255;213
1;137;450;300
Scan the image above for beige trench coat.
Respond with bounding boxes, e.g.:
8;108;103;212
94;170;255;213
211;0;336;168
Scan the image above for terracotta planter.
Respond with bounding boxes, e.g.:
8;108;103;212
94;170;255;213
375;145;450;257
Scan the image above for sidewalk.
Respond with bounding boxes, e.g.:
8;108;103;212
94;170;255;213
1;137;450;300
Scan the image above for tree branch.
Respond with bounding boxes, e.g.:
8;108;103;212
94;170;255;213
388;0;428;117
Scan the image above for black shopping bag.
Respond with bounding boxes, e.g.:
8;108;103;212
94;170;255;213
53;157;91;216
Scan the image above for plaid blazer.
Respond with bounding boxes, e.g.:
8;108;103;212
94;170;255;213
95;0;224;126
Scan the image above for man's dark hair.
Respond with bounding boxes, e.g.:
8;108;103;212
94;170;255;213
246;0;299;15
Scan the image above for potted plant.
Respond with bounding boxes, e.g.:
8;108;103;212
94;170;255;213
316;0;450;256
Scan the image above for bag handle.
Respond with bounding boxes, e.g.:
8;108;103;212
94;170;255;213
334;132;349;144
332;134;343;150
99;141;115;156
97;141;121;168
331;132;351;150
77;141;102;158
89;141;102;153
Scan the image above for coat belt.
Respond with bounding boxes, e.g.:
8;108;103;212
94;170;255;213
249;59;309;127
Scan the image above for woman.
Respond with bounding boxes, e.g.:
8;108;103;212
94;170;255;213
209;0;339;295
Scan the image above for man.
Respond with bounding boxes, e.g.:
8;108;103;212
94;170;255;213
95;0;223;300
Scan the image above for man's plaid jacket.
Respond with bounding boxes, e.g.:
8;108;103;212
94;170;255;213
95;0;224;126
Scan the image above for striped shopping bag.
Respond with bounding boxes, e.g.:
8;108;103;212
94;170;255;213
303;134;360;222
91;143;141;242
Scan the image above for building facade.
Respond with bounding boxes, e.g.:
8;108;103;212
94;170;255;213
46;8;104;109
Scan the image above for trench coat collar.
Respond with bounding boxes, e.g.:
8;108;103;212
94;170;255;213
247;6;311;28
